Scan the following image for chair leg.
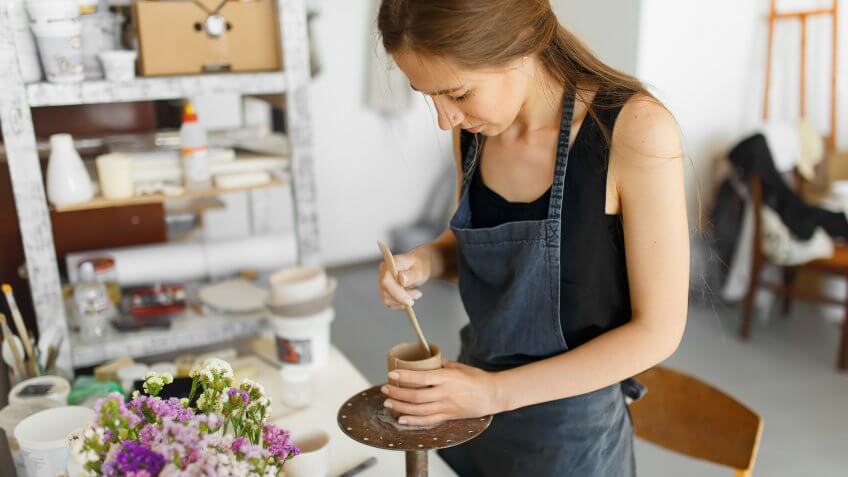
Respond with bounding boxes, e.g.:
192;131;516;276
740;258;762;340
781;268;796;317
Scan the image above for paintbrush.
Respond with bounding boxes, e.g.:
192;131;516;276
0;313;27;380
2;283;38;376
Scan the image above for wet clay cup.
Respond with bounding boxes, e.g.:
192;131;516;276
386;342;442;419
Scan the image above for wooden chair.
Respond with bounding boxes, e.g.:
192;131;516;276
629;366;763;477
739;173;848;371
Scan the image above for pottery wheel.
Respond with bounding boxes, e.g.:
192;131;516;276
337;385;493;452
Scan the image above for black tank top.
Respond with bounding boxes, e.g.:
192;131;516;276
463;88;632;349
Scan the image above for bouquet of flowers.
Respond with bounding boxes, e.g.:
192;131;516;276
68;358;299;476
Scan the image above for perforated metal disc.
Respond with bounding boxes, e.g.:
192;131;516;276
337;385;492;452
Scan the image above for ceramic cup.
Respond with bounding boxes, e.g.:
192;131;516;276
284;429;330;477
386;342;442;419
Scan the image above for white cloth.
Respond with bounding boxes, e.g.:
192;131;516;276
796;119;824;180
760;121;802;174
722;201;834;303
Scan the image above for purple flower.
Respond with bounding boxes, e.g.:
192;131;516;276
227;387;250;404
262;424;299;461
113;441;166;476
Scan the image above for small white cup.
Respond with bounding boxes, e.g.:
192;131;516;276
269;267;327;305
14;406;95;477
98;50;137;82
116;363;149;394
285;429;330;477
96;153;134;199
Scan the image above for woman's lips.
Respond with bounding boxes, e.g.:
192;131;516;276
465;124;484;133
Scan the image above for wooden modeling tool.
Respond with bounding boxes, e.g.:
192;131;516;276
378;242;431;357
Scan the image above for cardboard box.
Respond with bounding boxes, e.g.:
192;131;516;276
134;0;282;76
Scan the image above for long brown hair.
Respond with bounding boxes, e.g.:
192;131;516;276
377;0;655;144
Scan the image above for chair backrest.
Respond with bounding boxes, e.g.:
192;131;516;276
629;366;763;476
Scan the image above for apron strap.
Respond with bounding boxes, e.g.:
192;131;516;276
547;90;577;220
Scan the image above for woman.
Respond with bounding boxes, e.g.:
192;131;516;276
376;1;689;475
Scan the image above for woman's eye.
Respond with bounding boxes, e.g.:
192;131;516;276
452;91;472;102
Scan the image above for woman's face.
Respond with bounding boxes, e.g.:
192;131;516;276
393;50;534;136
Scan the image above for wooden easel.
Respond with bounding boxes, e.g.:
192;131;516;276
763;0;840;150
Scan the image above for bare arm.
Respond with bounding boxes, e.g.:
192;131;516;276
494;96;689;410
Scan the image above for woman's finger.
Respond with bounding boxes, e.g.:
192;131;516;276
385;399;444;417
398;413;450;427
380;384;441;403
381;272;414;306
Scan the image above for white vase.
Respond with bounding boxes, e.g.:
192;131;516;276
46;133;94;206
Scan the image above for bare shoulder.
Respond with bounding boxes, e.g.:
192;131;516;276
611;93;682;166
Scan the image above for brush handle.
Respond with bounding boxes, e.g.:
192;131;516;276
3;288;36;375
0;316;27;380
378;242;431;357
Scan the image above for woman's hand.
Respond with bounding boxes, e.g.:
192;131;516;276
380;360;505;426
378;247;433;310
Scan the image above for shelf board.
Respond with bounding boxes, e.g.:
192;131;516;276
26;71;287;107
70;312;269;367
52;176;287;213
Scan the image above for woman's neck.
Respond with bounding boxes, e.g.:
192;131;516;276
510;68;566;141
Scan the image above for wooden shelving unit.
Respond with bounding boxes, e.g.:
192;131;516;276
0;0;321;371
53;177;288;213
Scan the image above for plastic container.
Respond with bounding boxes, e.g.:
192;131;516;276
9;376;71;406
269;266;328;306
14;406;95;477
46;134;93;206
271;307;334;371
26;0;78;24
98;49;136;82
73;261;116;338
96;152;133;198
31;19;85;83
279;366;312;409
180;102;211;190
78;0;104;78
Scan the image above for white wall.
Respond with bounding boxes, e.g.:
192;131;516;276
308;2;452;266
552;0;642;76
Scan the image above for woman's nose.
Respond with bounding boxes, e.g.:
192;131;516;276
434;98;465;130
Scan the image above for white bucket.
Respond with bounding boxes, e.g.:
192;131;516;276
26;0;78;24
271;307;334;371
14;406;95;477
8;375;71;406
31;19;84;83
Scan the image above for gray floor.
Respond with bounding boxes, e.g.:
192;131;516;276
329;261;848;476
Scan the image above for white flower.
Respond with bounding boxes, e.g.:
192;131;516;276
202;358;234;379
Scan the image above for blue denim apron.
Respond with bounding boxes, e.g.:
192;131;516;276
438;92;636;476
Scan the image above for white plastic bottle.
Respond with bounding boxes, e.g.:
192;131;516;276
46;133;94;206
180;102;212;190
73;262;115;338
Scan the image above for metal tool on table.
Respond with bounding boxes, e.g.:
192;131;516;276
377;242;431;357
338;386;492;477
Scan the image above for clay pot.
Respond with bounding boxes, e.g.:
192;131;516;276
386;342;442;419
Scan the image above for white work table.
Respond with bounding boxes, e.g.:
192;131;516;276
267;346;457;477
